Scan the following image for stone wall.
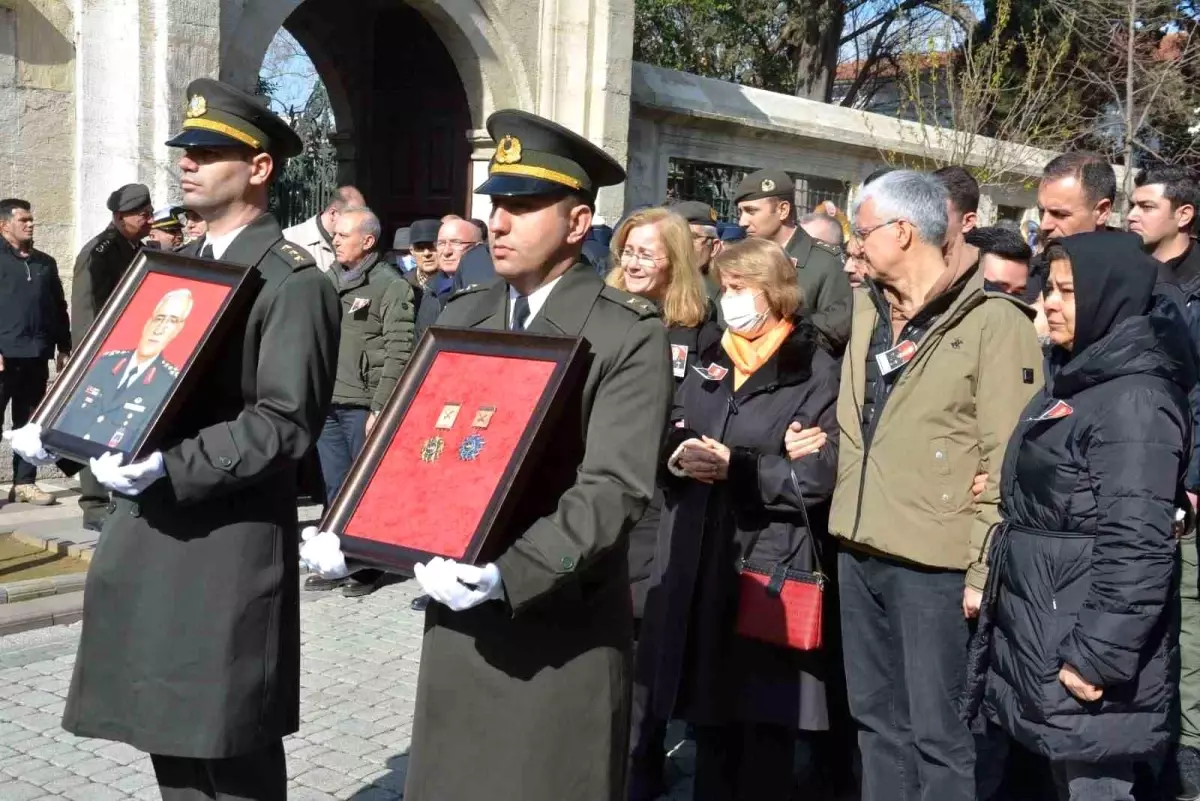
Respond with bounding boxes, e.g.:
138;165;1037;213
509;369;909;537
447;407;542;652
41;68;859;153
1;0;75;270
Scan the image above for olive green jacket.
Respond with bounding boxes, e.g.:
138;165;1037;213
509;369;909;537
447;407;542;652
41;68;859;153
828;267;1044;589
785;226;852;353
327;253;416;411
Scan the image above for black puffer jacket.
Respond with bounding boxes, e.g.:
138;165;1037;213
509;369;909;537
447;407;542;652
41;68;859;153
979;232;1195;762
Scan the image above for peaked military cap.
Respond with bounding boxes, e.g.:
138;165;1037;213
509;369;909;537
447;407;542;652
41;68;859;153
673;200;720;226
734;169;795;204
476;109;625;198
409;219;441;245
107;184;152;213
165;78;303;159
150;206;185;231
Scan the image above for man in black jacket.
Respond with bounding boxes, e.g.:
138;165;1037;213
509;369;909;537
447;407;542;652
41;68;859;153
0;199;70;506
71;182;153;529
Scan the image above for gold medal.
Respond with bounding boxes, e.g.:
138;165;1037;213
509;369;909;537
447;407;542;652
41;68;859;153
420;436;445;463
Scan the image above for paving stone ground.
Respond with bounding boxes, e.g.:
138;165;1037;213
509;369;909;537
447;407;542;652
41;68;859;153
0;580;695;800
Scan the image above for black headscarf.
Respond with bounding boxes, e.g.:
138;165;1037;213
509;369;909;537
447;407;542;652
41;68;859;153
1055;231;1157;354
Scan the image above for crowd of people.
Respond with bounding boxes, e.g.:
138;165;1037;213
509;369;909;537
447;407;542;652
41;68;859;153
2;74;1200;801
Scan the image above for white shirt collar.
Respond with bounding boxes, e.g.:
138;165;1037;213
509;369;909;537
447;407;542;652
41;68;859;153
508;276;563;329
203;224;250;260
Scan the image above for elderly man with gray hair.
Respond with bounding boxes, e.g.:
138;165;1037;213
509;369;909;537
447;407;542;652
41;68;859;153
796;170;1043;800
307;206;416;597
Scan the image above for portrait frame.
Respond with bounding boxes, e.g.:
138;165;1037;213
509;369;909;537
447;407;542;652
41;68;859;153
33;249;256;465
323;326;586;576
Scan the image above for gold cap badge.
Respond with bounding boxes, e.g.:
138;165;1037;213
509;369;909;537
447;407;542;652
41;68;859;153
761;178;776;192
495;135;522;165
186;95;207;119
709;209;718;222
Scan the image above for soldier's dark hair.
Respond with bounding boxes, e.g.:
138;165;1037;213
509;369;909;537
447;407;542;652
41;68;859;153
1042;152;1116;205
965;226;1031;263
932;166;980;215
1135;165;1200;227
0;199;31;221
1043;241;1070;265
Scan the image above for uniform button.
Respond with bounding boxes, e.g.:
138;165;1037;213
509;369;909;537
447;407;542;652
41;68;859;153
935;451;944;459
96;415;104;423
106;502;117;513
219;456;233;467
130;504;141;518
941;493;951;502
561;556;575;570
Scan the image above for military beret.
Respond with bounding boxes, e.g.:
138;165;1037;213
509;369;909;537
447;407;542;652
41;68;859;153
673;200;720;226
476;109;625;198
734;169;795;204
165;78;303;159
409;219;441;245
393;227;411;251
107;184;152;213
150;206;184;231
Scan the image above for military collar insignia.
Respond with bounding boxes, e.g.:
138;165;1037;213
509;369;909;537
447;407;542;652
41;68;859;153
495;135;523;165
186;95;207;119
761;178;776;192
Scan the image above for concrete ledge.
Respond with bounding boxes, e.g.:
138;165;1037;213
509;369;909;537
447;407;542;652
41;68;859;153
0;573;88;604
9;530;96;563
0;591;84;637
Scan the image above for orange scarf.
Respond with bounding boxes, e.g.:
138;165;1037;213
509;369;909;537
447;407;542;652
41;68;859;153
721;320;794;390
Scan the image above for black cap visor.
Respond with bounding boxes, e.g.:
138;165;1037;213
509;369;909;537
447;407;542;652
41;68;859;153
165;129;255;151
475;174;577;198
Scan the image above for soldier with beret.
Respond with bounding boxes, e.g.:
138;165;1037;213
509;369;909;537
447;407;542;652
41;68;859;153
146;206;186;251
70;182;153;530
303;109;674;801
10;77;341;800
735;169;852;353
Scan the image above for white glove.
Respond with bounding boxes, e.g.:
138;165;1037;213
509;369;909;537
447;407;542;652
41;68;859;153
3;423;57;467
300;526;350;579
413;556;504;611
88;451;165;496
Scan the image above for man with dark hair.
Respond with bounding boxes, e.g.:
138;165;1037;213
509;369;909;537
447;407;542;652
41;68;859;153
1128;164;1200;800
71;182;154;529
733;169;851;351
0;198;70;506
1038;152;1116;242
303;109;673;801
932;166;980;271
9;77;340;800
966;225;1033;298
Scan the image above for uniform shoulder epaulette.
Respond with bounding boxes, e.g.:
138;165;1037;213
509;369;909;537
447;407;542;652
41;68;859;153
446;283;489;303
599;285;660;320
274;241;315;270
813;240;842;258
93;230;116;256
162;361;180;378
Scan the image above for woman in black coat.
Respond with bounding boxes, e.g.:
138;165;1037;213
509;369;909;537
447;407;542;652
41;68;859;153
605;206;722;621
974;231;1195;801
633;237;841;800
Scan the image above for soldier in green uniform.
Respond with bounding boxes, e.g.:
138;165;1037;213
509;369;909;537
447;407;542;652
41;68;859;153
10;78;340;801
735;169;852;353
673;199;724;302
304;110;674;801
71;183;154;530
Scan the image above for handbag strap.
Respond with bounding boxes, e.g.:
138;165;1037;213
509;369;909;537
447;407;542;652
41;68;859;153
742;461;822;590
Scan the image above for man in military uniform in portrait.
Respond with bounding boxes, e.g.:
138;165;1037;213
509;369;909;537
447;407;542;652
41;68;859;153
71;182;154;529
735;169;852;353
56;289;190;449
8;78;340;801
303;110;674;801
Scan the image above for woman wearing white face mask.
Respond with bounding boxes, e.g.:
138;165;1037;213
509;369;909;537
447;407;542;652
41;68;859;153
631;237;848;800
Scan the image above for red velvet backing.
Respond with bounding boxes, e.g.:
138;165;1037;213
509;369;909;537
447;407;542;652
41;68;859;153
345;351;558;559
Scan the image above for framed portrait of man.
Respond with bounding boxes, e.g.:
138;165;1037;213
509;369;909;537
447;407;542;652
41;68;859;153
33;250;255;465
322;327;586;576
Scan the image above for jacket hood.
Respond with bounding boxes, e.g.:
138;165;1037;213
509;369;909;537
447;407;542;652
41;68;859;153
1058;231;1156;354
1052;292;1198;397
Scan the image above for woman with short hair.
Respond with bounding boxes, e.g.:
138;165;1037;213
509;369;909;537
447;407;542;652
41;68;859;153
632;237;842;800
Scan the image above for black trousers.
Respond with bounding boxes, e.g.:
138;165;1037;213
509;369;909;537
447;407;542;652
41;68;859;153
692;721;797;801
0;357;48;485
150;740;286;801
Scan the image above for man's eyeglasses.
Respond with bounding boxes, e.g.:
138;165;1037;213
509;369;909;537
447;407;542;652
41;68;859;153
619;249;669;268
436;239;477;250
851;219;901;244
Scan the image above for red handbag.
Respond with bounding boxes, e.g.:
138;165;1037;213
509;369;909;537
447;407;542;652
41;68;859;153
735;465;825;651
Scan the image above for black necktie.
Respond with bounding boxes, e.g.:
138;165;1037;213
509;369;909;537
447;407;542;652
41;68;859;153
511;295;530;331
200;243;214;260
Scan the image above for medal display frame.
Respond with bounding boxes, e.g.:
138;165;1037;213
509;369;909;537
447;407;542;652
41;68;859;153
33;249;256;466
323;326;586;576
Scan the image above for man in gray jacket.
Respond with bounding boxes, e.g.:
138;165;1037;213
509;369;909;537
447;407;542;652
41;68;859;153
308;206;416;597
